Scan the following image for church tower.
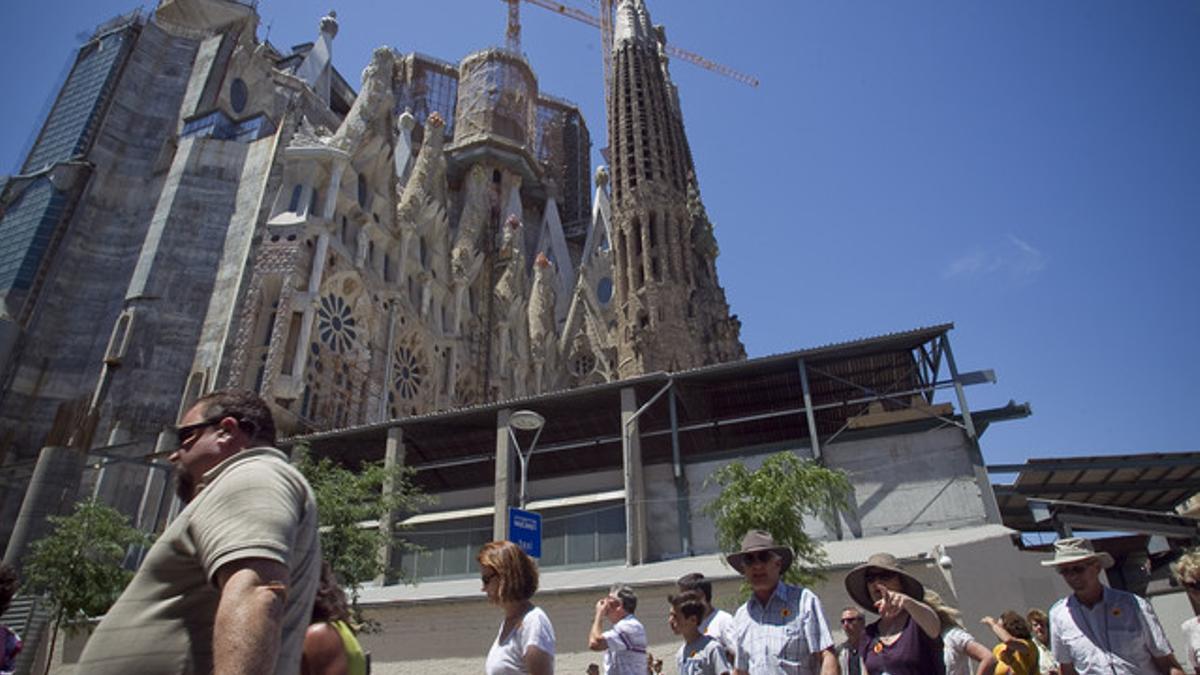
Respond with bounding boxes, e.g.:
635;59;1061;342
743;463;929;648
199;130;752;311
607;0;743;377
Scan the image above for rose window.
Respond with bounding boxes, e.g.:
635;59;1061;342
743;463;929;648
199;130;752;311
392;344;425;400
317;294;357;354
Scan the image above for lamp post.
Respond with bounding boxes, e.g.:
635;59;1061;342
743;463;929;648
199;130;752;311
508;410;545;509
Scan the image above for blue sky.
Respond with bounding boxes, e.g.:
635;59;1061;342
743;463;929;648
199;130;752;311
3;0;1198;472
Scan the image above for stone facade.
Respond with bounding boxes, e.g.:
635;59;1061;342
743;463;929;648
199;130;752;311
0;0;743;544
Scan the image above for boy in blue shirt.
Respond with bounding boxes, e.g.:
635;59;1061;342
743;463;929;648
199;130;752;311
669;591;731;675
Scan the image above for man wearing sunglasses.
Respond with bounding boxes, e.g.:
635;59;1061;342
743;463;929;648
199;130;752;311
78;389;320;675
1042;537;1183;675
726;530;837;675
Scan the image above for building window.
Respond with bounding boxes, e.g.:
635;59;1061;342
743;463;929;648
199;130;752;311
230;77;248;114
288;184;303;212
357;173;368;209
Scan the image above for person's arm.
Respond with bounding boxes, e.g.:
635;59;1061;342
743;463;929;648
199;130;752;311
524;645;554;675
876;588;940;639
213;557;290;675
301;623;349;675
962;638;997;675
1149;653;1184;675
980;616;1017;645
816;647;838;675
588;598;611;651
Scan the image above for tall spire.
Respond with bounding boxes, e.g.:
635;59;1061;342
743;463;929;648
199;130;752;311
605;0;743;377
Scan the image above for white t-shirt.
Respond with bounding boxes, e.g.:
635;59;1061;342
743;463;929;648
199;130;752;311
701;608;736;656
485;606;556;675
941;625;977;675
603;614;648;675
1182;615;1200;673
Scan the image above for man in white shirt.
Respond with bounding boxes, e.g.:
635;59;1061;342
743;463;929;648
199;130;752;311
1043;537;1183;675
588;584;648;675
678;572;736;659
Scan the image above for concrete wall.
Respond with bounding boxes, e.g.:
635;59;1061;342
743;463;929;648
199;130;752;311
357;533;1064;674
0;20;200;542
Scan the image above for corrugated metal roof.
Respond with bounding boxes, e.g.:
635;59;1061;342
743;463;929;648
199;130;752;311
989;451;1200;531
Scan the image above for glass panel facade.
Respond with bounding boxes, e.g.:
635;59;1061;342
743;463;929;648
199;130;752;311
0;178;68;292
392;501;626;583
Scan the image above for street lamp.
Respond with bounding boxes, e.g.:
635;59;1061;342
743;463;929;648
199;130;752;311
508;410;545;509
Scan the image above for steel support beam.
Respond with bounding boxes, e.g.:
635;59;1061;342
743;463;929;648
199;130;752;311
941;333;1003;526
669;386;691;556
621;387;646;566
796;358;821;460
377;425;405;584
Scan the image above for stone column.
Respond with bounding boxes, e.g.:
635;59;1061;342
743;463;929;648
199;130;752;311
620;387;646;566
3;446;86;571
377;425;405;584
493;409;514;541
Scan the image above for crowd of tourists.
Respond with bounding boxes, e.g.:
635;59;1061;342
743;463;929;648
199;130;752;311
1;388;1196;675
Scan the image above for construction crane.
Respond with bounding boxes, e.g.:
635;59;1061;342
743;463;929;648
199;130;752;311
504;0;758;120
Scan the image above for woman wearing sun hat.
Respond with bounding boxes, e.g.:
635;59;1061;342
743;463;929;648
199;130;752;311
844;552;945;675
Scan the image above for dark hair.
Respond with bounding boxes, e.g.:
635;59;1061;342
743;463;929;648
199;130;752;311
668;589;706;623
477;541;539;603
676;572;713;604
0;563;17;615
609;583;637;614
311;561;351;624
191;389;277;445
1001;610;1033;640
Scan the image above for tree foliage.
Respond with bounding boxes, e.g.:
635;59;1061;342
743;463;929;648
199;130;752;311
294;443;431;606
702;451;852;590
21;499;153;629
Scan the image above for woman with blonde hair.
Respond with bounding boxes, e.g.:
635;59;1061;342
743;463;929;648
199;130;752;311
924;590;996;675
478;541;556;675
1171;548;1200;673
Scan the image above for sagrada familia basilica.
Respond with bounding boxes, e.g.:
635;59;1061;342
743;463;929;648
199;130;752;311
0;0;742;543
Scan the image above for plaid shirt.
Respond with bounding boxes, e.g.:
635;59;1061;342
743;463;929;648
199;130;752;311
733;582;833;674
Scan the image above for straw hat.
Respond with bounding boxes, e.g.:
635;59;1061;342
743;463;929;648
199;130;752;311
844;552;925;613
1039;537;1114;569
725;530;794;574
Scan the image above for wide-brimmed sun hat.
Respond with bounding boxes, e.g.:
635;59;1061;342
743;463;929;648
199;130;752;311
845;552;925;614
725;530;794;574
1039;537;1114;569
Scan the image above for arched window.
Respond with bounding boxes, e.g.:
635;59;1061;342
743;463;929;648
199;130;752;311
288;184;303;212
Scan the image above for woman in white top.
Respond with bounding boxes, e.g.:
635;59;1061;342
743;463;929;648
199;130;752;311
925;590;997;675
1172;549;1200;674
479;541;556;675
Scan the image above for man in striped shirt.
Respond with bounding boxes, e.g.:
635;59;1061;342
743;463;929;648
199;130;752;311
728;530;837;675
589;584;648;675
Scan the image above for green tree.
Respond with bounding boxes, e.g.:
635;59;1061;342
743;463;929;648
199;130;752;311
294;443;430;609
22;499;153;674
701;451;852;590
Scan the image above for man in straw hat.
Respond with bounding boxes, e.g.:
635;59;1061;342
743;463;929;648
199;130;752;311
1042;537;1183;675
726;530;837;675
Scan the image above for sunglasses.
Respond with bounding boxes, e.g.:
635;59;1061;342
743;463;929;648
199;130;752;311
741;551;776;566
864;570;899;583
481;570;498;585
1183;580;1200;592
840;617;864;624
1056;563;1093;577
174;416;225;447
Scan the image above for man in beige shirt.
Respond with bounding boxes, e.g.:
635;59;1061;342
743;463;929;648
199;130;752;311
78;389;320;675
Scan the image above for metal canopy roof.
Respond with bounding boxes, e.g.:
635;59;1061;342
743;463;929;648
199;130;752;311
290;323;1028;493
989;452;1200;532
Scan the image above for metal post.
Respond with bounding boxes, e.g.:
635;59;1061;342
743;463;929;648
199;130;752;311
797;359;821;460
669;386;691;555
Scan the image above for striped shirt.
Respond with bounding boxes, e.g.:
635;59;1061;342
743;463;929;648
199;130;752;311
732;582;833;675
602;615;647;675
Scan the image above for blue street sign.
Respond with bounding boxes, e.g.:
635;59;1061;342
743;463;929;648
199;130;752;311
508;507;542;558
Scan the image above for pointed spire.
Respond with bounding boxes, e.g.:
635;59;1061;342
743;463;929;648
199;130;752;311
613;0;654;47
